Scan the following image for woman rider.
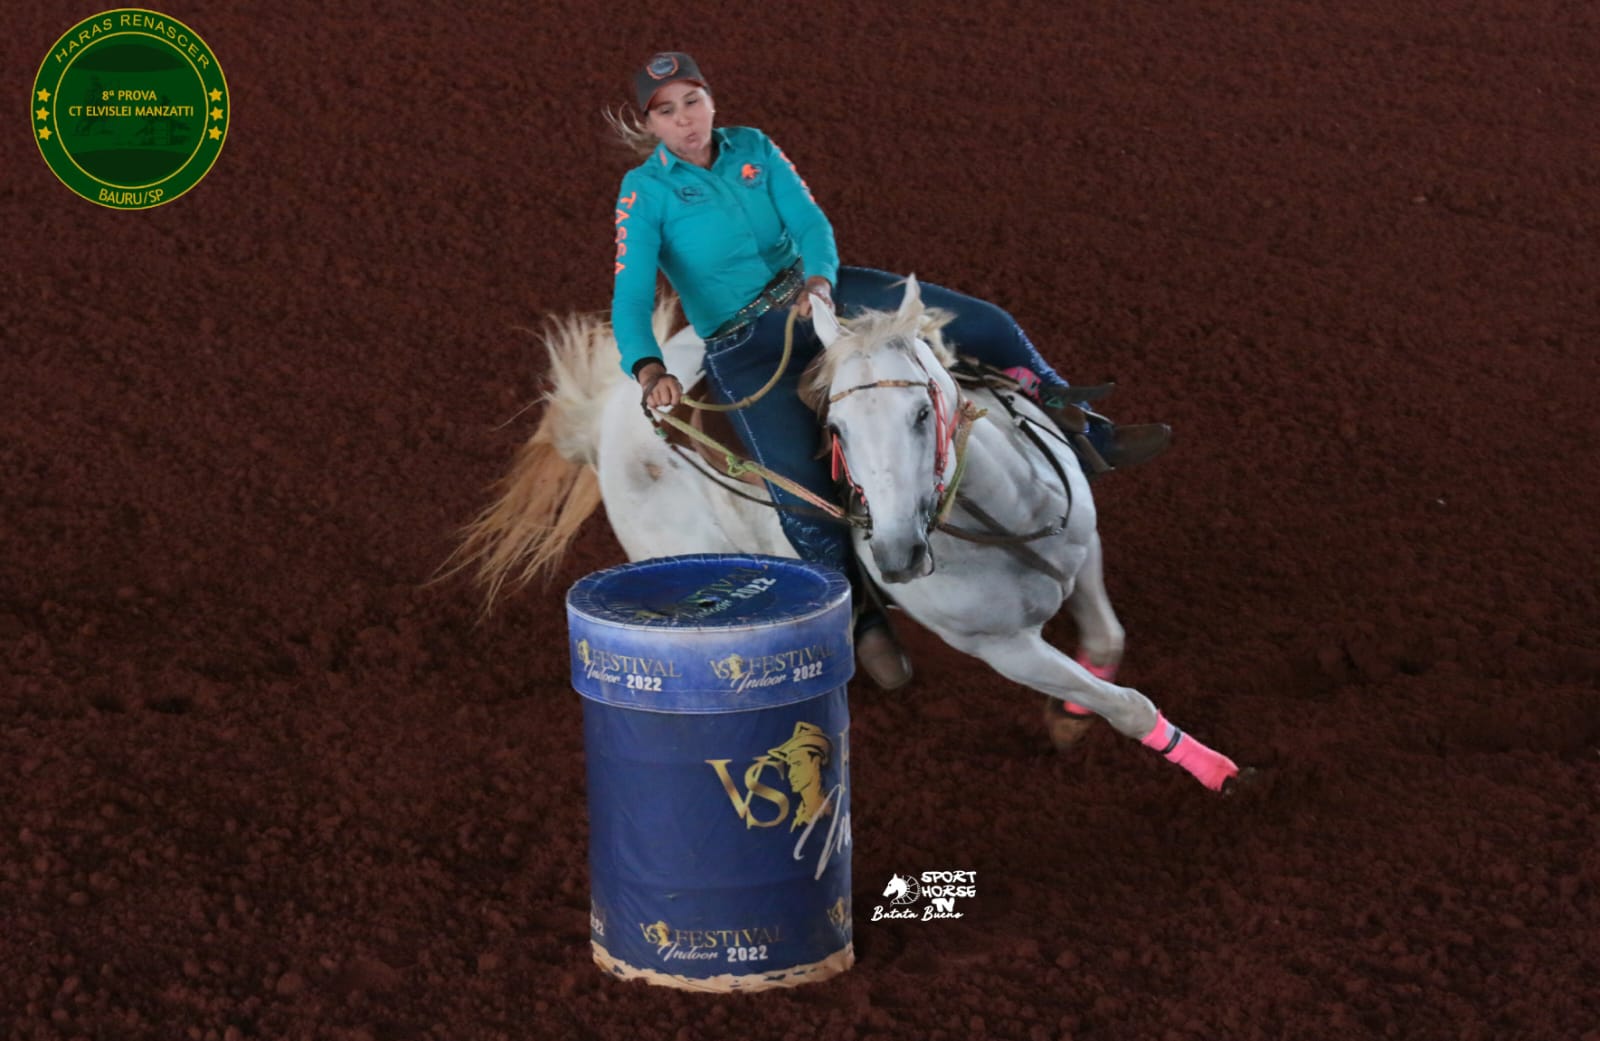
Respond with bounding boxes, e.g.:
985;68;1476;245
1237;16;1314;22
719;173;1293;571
610;52;1170;690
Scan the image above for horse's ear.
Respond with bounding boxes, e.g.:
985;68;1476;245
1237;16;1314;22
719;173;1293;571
896;275;923;323
811;294;843;347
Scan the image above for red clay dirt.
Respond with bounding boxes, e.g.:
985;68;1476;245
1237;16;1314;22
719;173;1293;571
4;3;1598;1039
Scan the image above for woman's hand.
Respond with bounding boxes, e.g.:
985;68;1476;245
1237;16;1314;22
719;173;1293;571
637;361;682;411
793;276;833;318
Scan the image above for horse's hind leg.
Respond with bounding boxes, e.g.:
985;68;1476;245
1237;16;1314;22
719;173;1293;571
1048;532;1125;740
947;627;1237;791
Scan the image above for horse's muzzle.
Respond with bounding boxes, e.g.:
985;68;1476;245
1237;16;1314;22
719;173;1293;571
876;538;933;584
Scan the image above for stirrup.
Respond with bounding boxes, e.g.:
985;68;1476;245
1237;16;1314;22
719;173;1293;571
1071;433;1113;475
1082;416;1171;474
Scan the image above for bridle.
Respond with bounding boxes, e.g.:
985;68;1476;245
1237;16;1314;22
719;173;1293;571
825;357;984;536
647;323;1068;549
829;360;1078;548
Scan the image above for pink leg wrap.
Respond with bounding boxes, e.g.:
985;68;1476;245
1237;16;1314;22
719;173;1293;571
1064;653;1118;716
1140;712;1239;791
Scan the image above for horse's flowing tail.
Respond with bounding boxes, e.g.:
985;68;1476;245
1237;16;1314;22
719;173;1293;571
439;299;679;615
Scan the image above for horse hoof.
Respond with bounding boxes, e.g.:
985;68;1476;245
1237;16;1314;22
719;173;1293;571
1220;766;1261;797
1043;699;1095;751
856;625;913;691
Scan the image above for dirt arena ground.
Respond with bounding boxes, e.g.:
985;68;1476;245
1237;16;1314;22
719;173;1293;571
4;2;1597;1038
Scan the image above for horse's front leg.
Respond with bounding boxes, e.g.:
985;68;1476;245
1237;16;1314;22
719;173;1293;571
1048;531;1127;740
943;627;1238;792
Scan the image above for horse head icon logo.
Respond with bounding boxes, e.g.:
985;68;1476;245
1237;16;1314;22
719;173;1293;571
883;873;921;905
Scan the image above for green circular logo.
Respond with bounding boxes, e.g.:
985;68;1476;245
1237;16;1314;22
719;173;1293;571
32;9;228;210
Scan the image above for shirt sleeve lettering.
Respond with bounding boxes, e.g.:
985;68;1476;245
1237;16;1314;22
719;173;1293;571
610;176;665;375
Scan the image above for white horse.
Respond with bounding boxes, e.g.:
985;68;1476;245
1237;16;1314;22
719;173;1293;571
448;279;1240;791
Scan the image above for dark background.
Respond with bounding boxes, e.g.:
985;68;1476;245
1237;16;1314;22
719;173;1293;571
4;2;1597;1039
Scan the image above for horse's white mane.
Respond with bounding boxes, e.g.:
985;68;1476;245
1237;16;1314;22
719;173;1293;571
800;305;956;414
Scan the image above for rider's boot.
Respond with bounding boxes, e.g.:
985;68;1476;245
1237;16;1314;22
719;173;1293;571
1073;410;1172;475
855;609;912;691
1030;390;1171;476
1001;367;1170;476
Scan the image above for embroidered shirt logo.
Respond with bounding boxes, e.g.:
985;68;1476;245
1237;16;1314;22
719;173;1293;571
740;162;763;183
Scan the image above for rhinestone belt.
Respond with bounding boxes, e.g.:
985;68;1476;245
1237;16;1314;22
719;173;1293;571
709;263;805;340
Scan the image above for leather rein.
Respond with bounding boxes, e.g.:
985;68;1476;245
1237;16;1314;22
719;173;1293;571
643;313;1073;545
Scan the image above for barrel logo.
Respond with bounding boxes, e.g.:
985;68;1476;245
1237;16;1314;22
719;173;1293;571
705;721;833;830
638;918;785;964
574;638;680;691
707;652;751;684
707;642;834;693
676;567;777;619
704;722;854;877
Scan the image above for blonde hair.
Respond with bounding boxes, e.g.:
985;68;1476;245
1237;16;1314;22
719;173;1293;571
602;84;714;161
603;104;658;160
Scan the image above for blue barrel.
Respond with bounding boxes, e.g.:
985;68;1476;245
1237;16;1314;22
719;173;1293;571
568;554;855;992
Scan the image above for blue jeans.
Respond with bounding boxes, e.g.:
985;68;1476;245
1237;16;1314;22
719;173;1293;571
840;268;1116;456
836;267;1071;397
699;265;1076;572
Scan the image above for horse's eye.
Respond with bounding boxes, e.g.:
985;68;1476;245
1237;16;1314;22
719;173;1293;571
915;404;931;425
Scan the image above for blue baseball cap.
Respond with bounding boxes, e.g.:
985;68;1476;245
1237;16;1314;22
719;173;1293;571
633;52;707;111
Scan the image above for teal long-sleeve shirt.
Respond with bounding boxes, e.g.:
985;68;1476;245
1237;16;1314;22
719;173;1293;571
610;126;841;376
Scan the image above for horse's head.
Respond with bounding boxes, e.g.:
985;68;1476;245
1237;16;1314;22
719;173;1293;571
803;277;964;584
